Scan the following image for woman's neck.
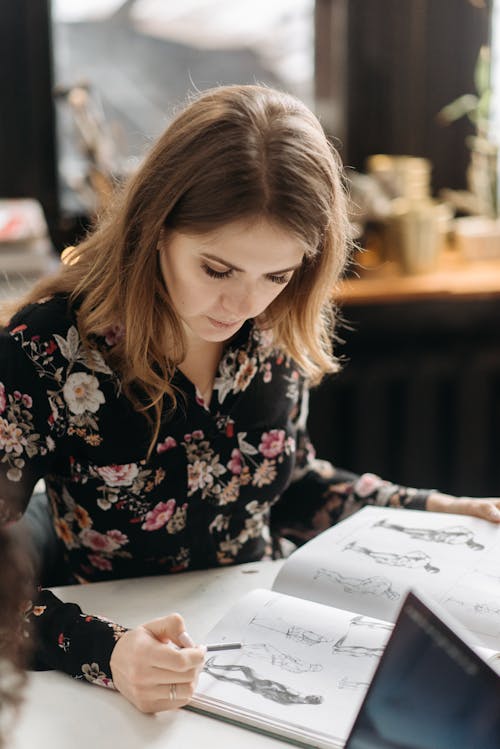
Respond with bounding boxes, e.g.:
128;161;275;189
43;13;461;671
178;337;225;407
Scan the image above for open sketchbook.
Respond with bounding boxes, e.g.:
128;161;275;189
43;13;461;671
190;506;500;749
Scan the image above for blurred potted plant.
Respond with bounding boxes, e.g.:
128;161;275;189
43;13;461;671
439;41;500;259
439;45;498;219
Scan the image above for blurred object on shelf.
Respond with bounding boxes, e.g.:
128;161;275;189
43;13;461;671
390;202;442;275
0;198;47;242
365;155;452;275
347;170;394;236
0;199;60;300
366;154;431;200
453;215;500;259
54;81;130;215
439;187;487;216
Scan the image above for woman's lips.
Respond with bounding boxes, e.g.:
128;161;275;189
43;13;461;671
206;316;241;329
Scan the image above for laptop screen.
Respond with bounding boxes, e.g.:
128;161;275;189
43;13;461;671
345;591;500;749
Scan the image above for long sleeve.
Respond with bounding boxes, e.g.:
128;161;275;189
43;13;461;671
1;327;126;684
28;589;125;685
271;380;434;548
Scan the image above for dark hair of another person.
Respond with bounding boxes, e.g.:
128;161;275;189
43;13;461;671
0;527;32;748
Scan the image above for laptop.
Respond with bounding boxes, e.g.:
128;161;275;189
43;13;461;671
344;590;500;749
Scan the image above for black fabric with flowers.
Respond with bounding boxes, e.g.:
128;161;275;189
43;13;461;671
0;295;431;689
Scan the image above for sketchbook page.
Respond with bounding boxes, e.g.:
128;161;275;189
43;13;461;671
273;506;500;649
192;588;392;749
474;645;500;674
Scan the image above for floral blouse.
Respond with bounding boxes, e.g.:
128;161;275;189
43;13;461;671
0;295;431;690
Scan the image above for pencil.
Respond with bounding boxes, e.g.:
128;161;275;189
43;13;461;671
205;641;242;652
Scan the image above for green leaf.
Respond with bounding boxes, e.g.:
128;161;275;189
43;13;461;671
474;45;491;96
438;94;479;124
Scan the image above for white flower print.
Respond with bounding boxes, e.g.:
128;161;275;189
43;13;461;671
209;513;229;534
234;355;258;392
96;463;139;487
252;459;277;487
166;504;188;534
184;432;227;499
0;417;25;455
6;466;23;482
81;662;114;689
63;372;105;415
245;499;272;516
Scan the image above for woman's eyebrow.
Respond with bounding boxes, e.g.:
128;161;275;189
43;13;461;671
200;252;302;275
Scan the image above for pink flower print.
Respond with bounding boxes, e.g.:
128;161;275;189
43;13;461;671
227;448;243;475
354;472;385;498
21;393;33;408
80;528;127;553
10;324;27;335
88;554;113;571
106;529;128;545
192;430;204;440
258;429;286;458
103;323;125;347
45;339;57;355
96;463;139;487
0;383;5;413
141;499;176;531
157;436;178;454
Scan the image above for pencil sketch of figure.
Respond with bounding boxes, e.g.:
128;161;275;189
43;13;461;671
249;614;330;646
338;676;371;690
244;643;323;673
332;637;385;659
373;519;484;550
313;568;400;600
203;657;323;705
344;542;440;574
350;615;392;632
446;597;500;617
475;603;500;616
331;616;388;659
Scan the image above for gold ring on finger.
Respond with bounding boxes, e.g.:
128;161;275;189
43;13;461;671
170;683;177;701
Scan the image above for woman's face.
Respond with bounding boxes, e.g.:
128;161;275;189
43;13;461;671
159;218;305;345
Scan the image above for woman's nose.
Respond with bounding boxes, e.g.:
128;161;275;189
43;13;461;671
221;285;256;318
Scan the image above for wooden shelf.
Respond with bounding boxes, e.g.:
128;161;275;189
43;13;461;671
336;254;500;306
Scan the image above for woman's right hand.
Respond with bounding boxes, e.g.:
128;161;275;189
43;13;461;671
109;612;206;713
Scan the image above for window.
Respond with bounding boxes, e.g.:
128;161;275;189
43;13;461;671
51;0;315;215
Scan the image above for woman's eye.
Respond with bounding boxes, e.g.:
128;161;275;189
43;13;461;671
267;273;291;285
202;263;233;280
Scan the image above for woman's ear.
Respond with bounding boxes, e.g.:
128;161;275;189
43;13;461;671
157;227;166;252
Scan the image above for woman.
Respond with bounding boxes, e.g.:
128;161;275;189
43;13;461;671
1;84;499;715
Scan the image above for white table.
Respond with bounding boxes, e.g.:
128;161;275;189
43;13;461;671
12;560;291;749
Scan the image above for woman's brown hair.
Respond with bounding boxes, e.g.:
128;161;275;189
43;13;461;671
2;84;351;455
